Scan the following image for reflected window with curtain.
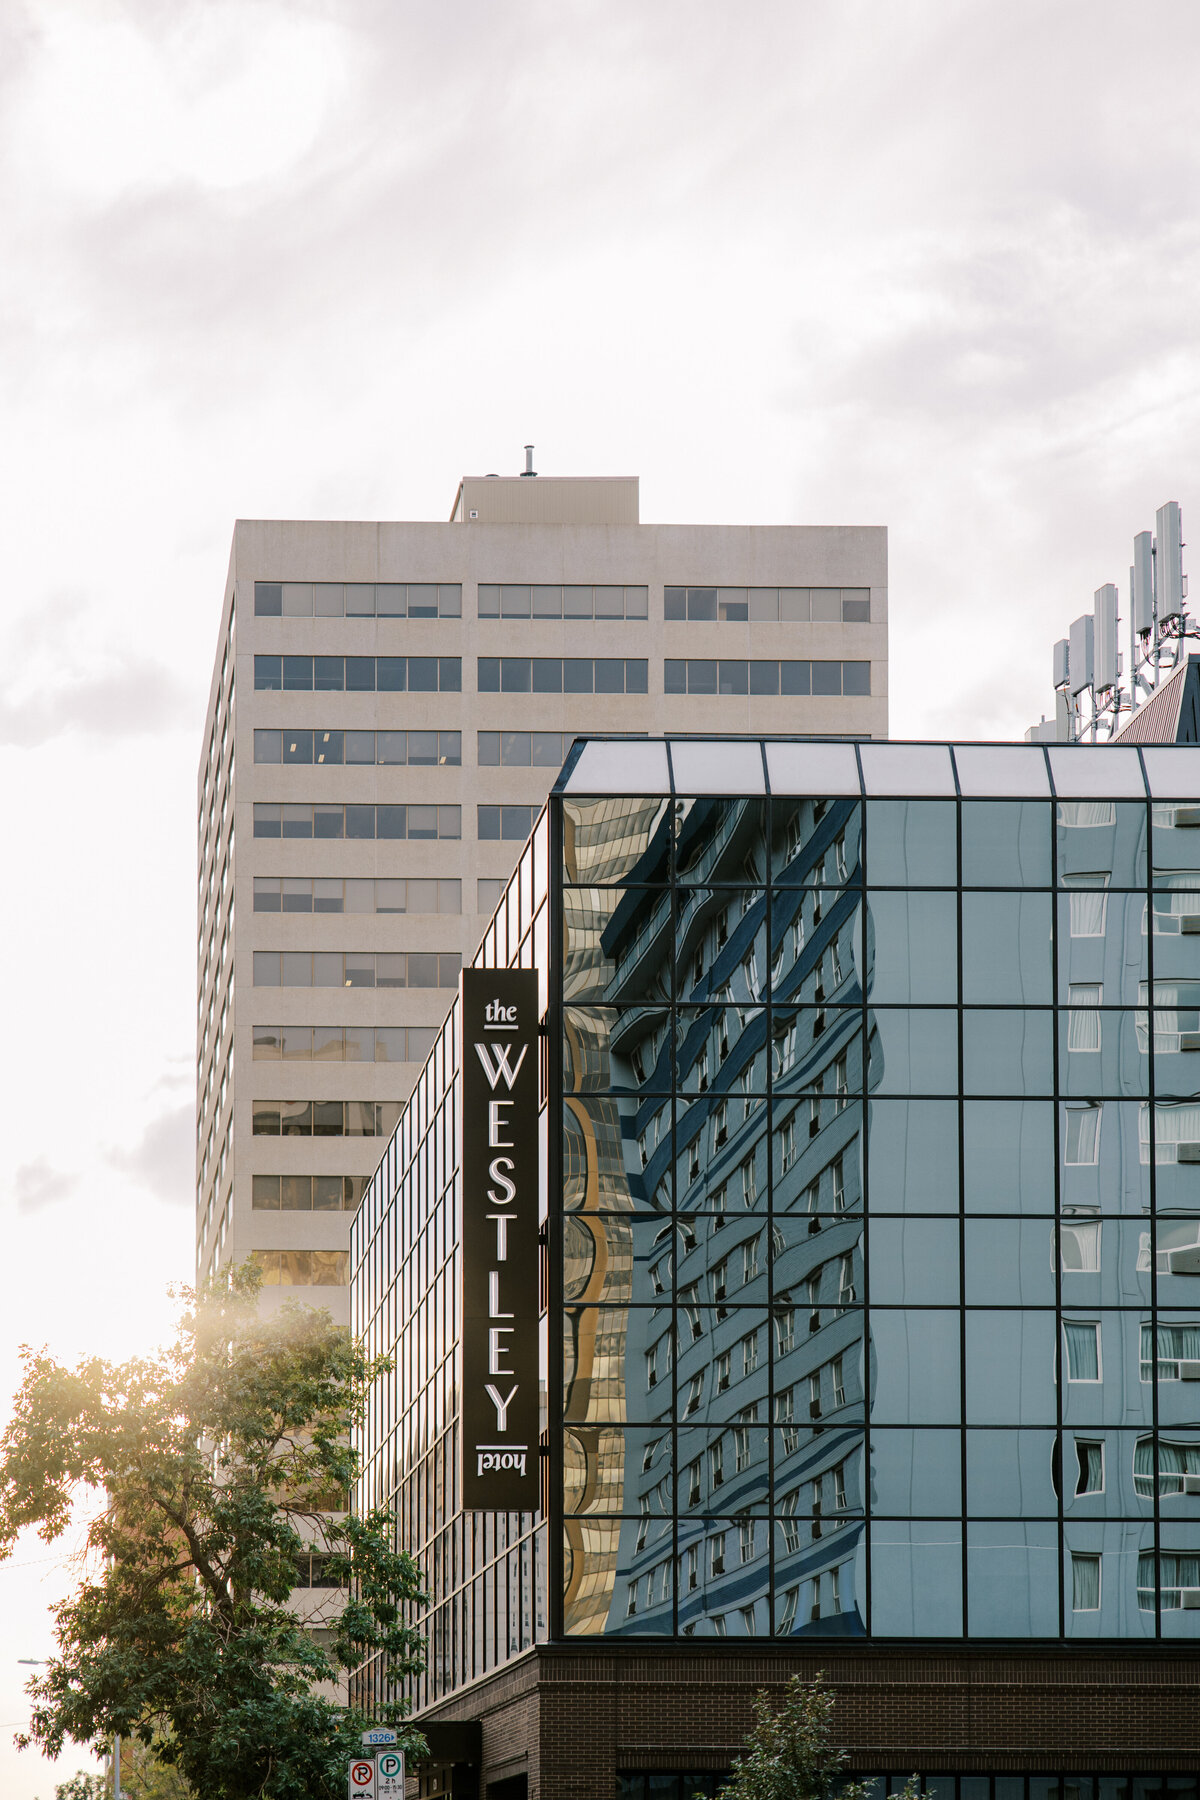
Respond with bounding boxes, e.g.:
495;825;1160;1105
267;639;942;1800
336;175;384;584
1071;1552;1101;1610
1134;1436;1200;1497
1067;984;1103;1052
1064;1103;1102;1164
1066;874;1110;937
1139;1551;1200;1609
1140;1321;1200;1379
1063;1320;1101;1381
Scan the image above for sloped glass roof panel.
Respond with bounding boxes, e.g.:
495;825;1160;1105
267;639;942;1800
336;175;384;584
764;741;861;796
561;739;671;794
668;739;766;795
953;744;1051;797
860;743;956;795
1048;746;1146;797
1141;747;1200;798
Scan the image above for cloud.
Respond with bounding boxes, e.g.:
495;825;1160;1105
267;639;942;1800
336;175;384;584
108;1104;194;1208
0;658;198;747
14;1158;77;1215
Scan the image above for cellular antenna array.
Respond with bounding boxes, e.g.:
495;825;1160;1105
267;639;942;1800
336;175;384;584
1027;501;1190;743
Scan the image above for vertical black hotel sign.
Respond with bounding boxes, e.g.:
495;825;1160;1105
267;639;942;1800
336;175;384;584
461;968;540;1511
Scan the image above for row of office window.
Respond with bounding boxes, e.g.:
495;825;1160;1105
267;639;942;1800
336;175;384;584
254;582;461;618
251;1100;402;1138
253;728;460;765
665;659;870;696
479;584;648;618
253;653;873;698
252;802;460;840
253;876;461;914
479;657;648;694
254;728;618;768
665;586;872;623
254;656;461;692
252;951;461;988
252;581;874;625
252;1174;369;1212
252;1024;438;1063
251;1248;351;1284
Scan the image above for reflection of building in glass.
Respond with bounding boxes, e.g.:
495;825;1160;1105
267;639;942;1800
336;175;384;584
352;739;1200;1798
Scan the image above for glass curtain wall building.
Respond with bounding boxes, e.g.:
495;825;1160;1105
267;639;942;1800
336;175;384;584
351;738;1200;1796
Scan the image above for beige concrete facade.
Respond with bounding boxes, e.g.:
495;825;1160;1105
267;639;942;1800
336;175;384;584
195;479;888;1330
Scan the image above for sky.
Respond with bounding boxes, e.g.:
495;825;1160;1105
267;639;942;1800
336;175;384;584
1;0;1199;1791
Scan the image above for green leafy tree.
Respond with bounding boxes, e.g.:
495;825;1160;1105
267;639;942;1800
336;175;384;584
712;1674;919;1800
1;1266;426;1800
54;1774;107;1800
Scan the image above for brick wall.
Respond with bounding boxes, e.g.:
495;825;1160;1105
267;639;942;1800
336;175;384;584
416;1642;1200;1798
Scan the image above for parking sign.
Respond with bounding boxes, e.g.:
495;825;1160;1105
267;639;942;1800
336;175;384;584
349;1758;376;1799
377;1750;406;1798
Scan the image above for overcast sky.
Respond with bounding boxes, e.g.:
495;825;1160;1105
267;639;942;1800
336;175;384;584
2;0;1199;1789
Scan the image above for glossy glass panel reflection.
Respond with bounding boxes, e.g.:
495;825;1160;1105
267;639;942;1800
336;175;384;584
866;891;958;1003
961;893;1053;1004
869;1218;960;1305
961;800;1052;888
676;887;767;1002
564;1096;665;1212
769;1100;863;1214
1152;801;1200;889
563;1005;671;1093
770;797;862;885
1057;1012;1148;1098
675;1425;772;1513
564;1425;673;1513
966;1522;1059;1636
675;796;770;888
564;1306;669;1422
868;1100;960;1212
867;1010;959;1095
675;1098;768;1212
865;800;957;886
965;1312;1057;1424
675;1008;766;1094
563;1213;636;1304
1056;800;1147;888
773;1008;863;1095
869;1522;963;1634
563;796;672;884
870;1428;963;1516
962;1010;1054;1096
1060;1102;1149;1214
870;1311;961;1423
562;887;671;1003
770;889;862;1004
966;1430;1058;1516
1057;893;1148;1004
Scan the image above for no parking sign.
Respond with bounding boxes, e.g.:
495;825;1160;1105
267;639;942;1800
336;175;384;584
349;1758;375;1799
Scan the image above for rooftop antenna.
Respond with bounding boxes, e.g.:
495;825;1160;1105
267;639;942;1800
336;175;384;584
521;444;537;478
1026;499;1190;742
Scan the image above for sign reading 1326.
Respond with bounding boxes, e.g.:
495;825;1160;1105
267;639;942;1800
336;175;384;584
349;1759;375;1800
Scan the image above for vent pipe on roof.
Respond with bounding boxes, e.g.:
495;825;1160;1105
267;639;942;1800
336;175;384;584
521;444;536;477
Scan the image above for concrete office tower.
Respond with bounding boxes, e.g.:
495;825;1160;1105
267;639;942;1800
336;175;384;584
195;468;888;1322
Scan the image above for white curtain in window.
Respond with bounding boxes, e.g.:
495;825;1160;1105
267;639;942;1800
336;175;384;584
1068;879;1110;936
1065;1104;1102;1164
1067;986;1103;1052
1140;1552;1200;1607
1059;1221;1102;1272
1071;1553;1100;1610
1064;1320;1100;1380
